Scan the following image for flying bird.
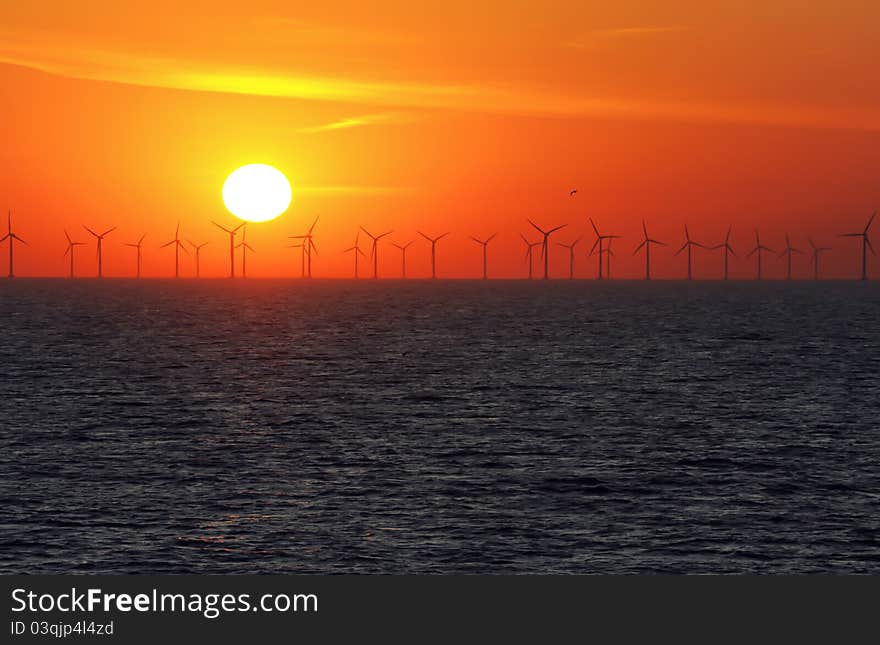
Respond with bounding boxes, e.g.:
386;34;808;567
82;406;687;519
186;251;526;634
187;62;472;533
569;189;578;197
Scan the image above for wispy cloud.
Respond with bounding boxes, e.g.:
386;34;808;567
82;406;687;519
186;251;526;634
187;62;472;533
298;113;411;134
2;30;879;133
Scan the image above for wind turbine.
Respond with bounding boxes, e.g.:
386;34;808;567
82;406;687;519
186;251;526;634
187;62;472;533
711;226;736;280
236;224;255;278
605;238;616;279
161;222;188;279
746;229;774;281
125;234;147;278
674;225;707;280
527;219;566;280
808;237;831;281
360;226;393;279
840;212;876;280
589;218;620;280
777;233;803;281
83;224;116;278
520;234;540;279
419;231;450;279
556;237;581;280
391;240;414;279
633;220;665;280
1;211;27;278
343;232;368;279
470;233;497;279
212;220;244;278
289;217;319;279
63;230;85;279
187;240;208;278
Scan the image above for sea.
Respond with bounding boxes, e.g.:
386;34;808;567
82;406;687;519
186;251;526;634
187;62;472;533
1;279;878;574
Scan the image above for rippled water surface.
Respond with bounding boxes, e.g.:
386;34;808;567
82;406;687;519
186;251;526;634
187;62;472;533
1;279;879;574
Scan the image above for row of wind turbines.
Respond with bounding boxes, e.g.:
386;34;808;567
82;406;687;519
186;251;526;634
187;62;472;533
0;210;876;280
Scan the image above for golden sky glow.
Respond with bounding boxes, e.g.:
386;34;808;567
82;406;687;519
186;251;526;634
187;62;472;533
1;1;878;278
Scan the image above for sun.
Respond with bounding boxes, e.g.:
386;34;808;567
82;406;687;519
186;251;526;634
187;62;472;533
222;164;292;223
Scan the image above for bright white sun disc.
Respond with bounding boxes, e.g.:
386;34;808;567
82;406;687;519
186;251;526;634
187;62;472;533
222;164;292;223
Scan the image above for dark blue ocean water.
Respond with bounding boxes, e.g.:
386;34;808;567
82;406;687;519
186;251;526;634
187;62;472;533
0;279;878;574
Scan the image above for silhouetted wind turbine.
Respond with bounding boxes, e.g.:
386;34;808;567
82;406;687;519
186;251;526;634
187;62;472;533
674;225;707;280
161;222;188;279
840;212;875;281
470;233;497;279
125;234;147;279
83;224;116;278
527;219;566;280
557;237;581;280
212;220;244;278
520;234;540;279
187;240;208;278
63;229;85;279
777;233;803;281
391;240;414;279
710;226;736;280
808;237;831;281
589;218;620;280
344;232;368;279
633;220;665;280
1;212;27;278
746;229;774;281
360;226;393;279
419;231;450;279
236;224;255;278
289;217;319;279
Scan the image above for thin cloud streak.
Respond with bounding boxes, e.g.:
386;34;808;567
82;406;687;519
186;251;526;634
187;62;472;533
298;113;410;133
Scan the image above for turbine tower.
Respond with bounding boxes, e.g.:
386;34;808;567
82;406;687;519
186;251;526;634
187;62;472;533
808;237;831;281
520;234;540;279
470;233;497;280
711;226;736;280
746;229;774;281
289;217;319;279
236;224;255;278
161;222;188;279
344;232;368;279
840;212;875;281
63;230;85;279
633;220;665;280
527;219;566;280
674;225;706;280
391;240;414;279
212;220;244;278
125;234;147;278
360;226;393;279
777;233;803;281
1;212;27;278
83;225;116;278
556;237;581;280
187;240;208;278
589;218;620;280
419;231;450;279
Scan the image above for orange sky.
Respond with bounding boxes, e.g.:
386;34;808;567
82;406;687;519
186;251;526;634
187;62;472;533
1;1;878;279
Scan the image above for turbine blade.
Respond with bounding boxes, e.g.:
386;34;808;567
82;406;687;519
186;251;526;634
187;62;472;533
102;227;116;237
642;220;648;238
487;233;497;243
527;219;545;235
212;221;232;234
83;225;98;237
865;211;876;234
634;240;646;254
867;238;876;255
590;218;600;236
548;224;567;234
64;229;72;244
674;242;688;256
